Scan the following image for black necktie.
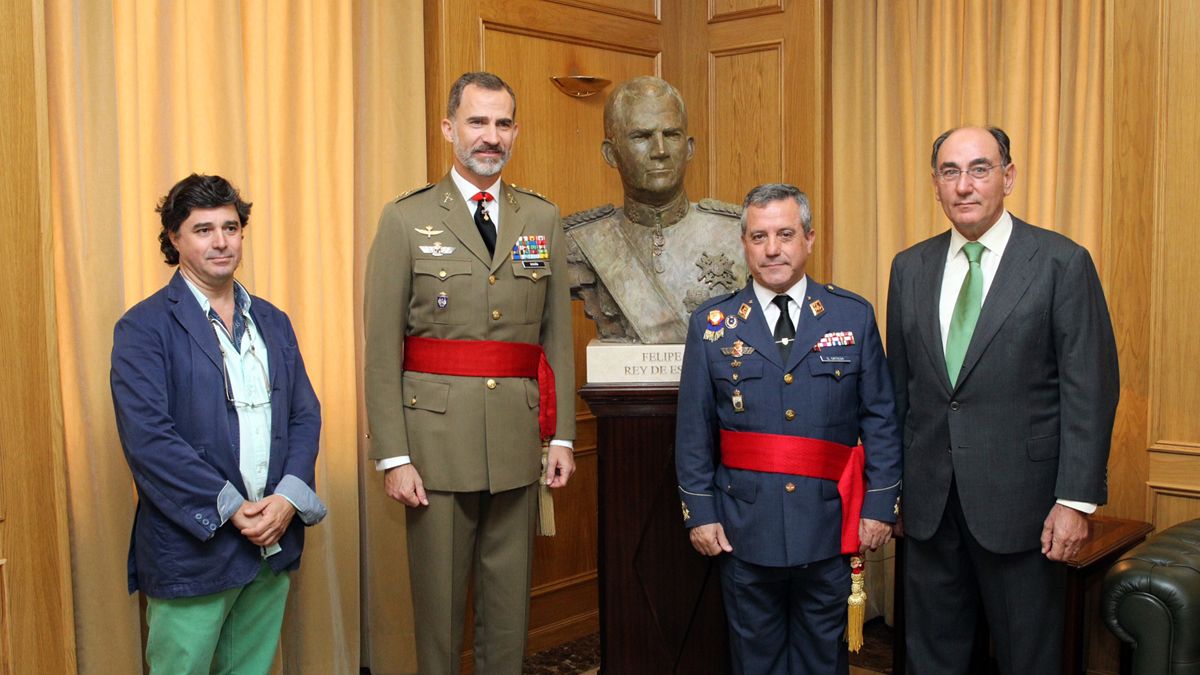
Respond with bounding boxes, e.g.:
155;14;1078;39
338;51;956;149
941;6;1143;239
471;191;496;257
773;295;795;362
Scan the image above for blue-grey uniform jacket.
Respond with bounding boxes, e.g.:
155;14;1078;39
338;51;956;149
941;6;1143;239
675;278;902;567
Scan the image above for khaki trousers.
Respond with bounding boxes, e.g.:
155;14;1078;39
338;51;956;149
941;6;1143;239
406;483;538;675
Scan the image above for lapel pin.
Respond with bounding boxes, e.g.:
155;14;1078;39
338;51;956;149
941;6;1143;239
738;303;752;320
809;299;825;317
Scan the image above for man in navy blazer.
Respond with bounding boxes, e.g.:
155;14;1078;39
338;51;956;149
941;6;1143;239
676;183;902;674
111;174;326;674
887;127;1119;674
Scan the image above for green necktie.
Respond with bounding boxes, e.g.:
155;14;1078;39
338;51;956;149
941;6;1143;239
945;241;985;386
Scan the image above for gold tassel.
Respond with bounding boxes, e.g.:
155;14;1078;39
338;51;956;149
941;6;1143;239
846;556;866;653
537;444;556;536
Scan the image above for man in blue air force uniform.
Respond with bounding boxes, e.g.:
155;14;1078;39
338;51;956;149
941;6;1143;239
675;183;902;674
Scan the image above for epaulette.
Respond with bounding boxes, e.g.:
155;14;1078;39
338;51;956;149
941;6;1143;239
694;290;738;315
394;183;434;202
508;183;554;204
562;204;616;230
696;198;742;218
821;282;870;306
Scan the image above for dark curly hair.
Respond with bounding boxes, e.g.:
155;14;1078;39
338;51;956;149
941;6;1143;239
156;174;252;265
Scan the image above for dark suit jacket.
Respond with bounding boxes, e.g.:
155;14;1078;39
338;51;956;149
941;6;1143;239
886;217;1119;554
676;279;902;568
111;271;322;598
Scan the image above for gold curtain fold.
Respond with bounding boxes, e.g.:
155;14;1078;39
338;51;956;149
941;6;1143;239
45;1;426;672
831;0;1105;305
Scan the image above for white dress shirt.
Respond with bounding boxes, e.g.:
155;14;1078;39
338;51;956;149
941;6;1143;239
753;276;807;335
451;166;501;231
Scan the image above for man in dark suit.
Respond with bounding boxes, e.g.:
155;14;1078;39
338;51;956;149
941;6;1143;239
887;126;1119;674
364;71;575;674
111;174;326;674
676;183;901;674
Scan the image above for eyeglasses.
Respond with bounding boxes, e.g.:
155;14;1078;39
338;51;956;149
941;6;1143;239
210;318;271;410
935;164;1006;183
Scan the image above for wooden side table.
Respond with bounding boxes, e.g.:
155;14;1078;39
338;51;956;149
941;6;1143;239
1063;515;1154;675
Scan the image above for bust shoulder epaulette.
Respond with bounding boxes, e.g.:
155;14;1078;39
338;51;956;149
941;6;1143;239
562;204;616;230
696;198;742;219
394;183;434;202
822;283;870;306
508;183;554;204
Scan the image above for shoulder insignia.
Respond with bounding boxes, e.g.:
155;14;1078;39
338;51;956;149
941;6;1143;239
694;291;738;315
562;204;616;230
508;183;554;204
697;198;742;219
394;183;434;202
821;282;871;306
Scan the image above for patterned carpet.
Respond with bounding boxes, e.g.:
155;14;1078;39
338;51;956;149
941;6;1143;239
522;633;600;674
519;619;894;674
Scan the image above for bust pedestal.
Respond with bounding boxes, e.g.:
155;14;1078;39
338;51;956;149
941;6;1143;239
580;378;731;674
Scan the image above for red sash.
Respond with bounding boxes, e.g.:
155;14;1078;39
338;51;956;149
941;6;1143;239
719;429;865;554
402;336;557;442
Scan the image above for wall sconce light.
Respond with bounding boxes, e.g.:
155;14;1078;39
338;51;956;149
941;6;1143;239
550;75;611;98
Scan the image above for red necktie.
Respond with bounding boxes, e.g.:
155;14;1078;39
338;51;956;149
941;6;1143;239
472;191;496;256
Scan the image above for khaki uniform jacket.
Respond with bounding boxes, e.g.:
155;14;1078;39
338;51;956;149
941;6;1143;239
364;173;576;493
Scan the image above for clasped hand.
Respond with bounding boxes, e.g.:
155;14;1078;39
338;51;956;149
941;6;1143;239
230;494;296;547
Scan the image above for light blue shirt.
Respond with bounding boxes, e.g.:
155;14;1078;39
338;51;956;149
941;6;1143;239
182;277;327;555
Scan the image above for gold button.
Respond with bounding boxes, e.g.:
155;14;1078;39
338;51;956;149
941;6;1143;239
835;369;842;378
486;379;497;389
409;396;417;406
783;373;794;384
785;409;796;421
438;270;447;279
488;275;496;285
531;271;540;280
491;310;501;320
731;373;739;381
785;482;796;493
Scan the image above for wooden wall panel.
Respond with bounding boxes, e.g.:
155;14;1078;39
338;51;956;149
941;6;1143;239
0;0;76;672
1101;0;1160;522
1152;0;1200;447
0;560;10;675
709;0;782;23
708;44;783;202
693;1;833;279
1133;0;1200;531
546;0;659;22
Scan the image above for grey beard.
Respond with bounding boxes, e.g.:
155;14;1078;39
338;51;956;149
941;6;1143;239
457;147;508;177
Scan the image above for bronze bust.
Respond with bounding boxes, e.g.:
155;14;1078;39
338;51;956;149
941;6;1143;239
566;76;747;343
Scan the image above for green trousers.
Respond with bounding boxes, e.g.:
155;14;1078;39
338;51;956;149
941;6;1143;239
145;560;290;675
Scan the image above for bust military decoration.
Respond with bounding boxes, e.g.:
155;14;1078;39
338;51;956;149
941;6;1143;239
565;76;746;343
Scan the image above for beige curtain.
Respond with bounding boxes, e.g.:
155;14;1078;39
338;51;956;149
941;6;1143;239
830;0;1105;305
45;1;425;672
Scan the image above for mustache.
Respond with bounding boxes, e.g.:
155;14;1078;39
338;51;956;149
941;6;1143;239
472;142;504;154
